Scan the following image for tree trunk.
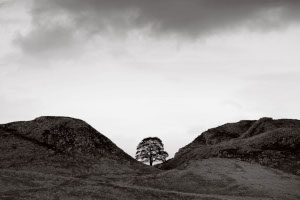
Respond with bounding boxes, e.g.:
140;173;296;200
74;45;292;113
150;156;153;166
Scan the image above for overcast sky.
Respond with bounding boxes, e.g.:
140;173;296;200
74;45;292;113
1;0;300;158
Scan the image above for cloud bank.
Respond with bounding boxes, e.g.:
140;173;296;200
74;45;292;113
16;0;300;55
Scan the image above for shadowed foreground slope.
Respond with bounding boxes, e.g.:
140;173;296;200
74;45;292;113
131;158;300;200
1;158;299;200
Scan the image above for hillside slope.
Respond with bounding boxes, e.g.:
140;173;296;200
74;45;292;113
131;158;300;200
0;116;155;175
160;118;300;175
1;158;299;200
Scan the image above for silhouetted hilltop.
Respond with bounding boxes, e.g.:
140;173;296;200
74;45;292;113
0;116;154;175
160;118;300;175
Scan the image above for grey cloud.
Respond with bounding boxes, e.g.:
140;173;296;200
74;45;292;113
15;25;76;55
16;0;300;54
0;0;11;8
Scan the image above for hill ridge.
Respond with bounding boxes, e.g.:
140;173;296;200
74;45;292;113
160;117;300;175
0;116;158;176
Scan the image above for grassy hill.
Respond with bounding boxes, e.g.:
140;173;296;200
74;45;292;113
0;116;299;199
0;116;155;176
160;118;300;175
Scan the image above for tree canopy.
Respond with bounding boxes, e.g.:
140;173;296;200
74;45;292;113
135;137;168;166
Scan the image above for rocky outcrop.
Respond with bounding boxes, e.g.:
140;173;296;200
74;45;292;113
239;117;272;138
160;118;300;175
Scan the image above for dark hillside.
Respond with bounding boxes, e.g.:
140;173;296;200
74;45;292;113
160;118;300;175
0;116;154;175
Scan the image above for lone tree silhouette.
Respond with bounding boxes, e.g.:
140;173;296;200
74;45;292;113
136;137;168;166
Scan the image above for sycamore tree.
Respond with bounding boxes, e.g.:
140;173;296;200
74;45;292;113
135;137;168;166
